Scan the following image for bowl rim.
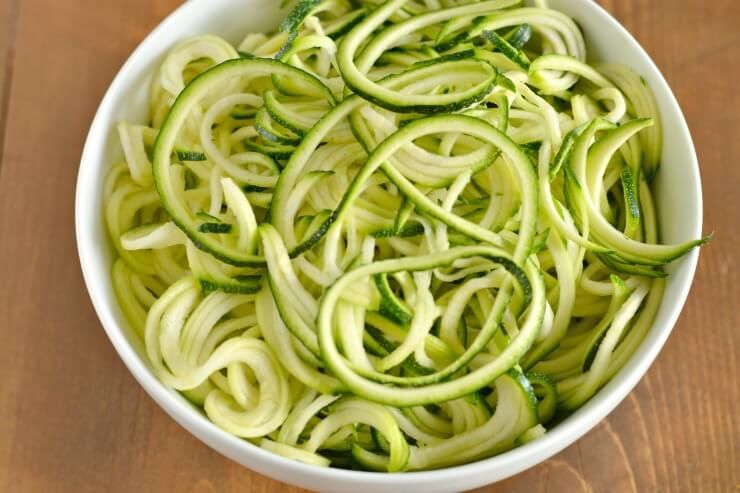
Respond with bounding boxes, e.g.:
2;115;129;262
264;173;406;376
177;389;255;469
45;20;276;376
75;0;703;489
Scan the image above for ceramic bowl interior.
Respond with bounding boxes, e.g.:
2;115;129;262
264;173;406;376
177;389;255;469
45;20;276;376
75;1;702;491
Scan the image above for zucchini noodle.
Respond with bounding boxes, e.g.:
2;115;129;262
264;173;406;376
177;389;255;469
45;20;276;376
104;0;707;471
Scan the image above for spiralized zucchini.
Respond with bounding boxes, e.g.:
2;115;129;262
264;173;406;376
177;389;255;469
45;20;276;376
104;0;707;471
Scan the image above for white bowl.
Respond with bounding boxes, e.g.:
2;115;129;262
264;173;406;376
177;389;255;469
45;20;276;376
75;1;703;491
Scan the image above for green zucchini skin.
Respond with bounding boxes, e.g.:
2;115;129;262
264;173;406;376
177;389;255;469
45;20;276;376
374;273;414;326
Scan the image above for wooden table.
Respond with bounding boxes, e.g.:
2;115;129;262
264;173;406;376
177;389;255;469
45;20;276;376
0;1;737;491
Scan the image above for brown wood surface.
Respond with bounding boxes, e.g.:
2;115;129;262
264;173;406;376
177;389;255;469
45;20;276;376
0;1;737;491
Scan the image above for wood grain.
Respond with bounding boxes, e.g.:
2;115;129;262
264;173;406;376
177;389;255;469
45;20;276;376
0;0;20;162
0;1;737;492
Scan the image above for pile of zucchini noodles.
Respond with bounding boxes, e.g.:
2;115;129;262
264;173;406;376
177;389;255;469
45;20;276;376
105;0;707;471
